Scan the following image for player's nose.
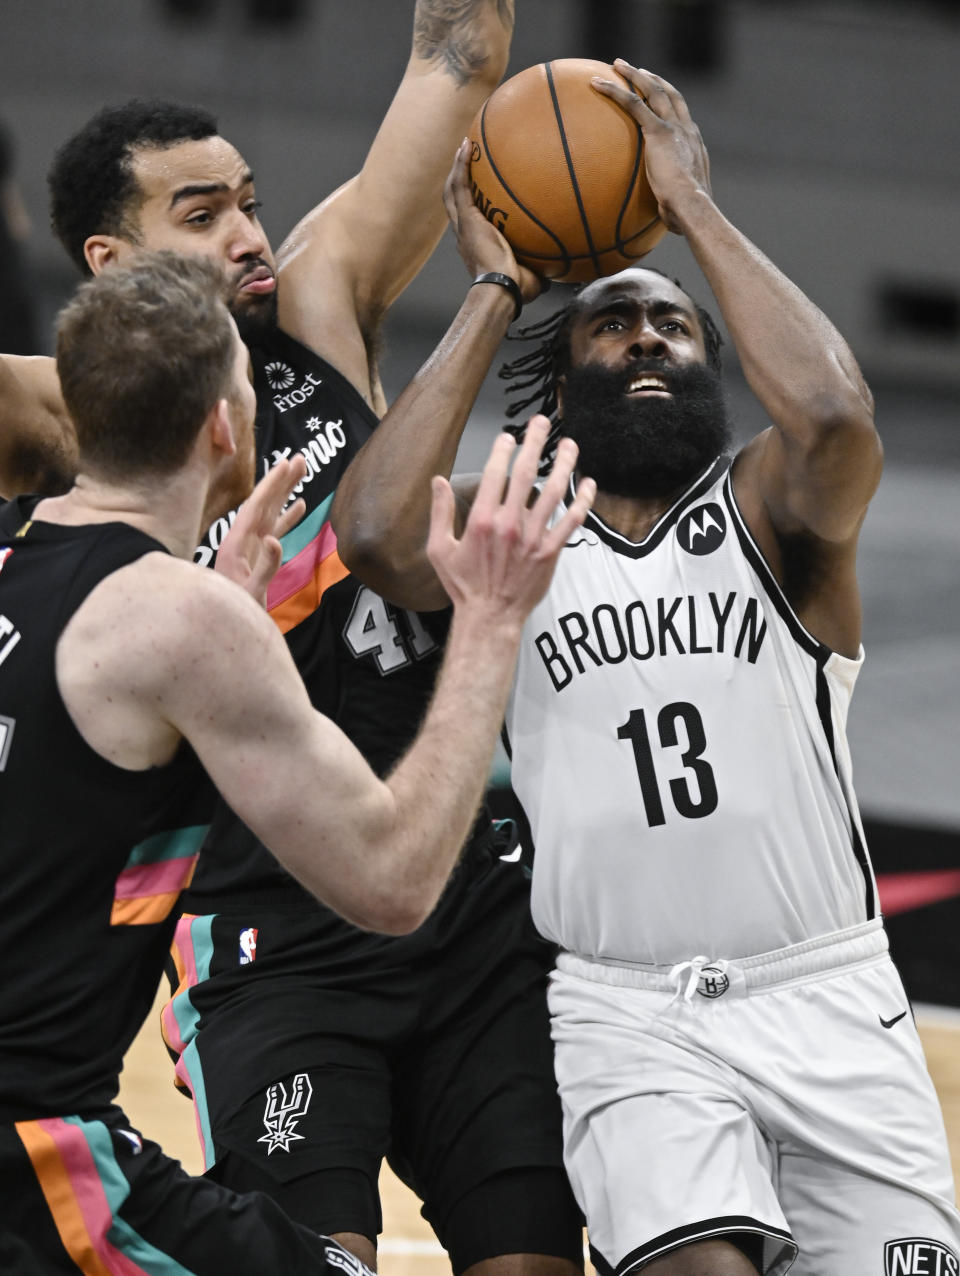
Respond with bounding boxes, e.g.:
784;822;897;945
628;321;668;359
226;212;269;261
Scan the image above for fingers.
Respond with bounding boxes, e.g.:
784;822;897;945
274;496;306;539
592;62;692;129
530;435;577;523
426;474;458;567
502;415;550;520
470;432;516;519
247;455;307;528
546;474;596;552
612;61;692;122
443;138;473;226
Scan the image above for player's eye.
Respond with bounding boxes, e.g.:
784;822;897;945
243;199;263;216
184;209;213;225
597;316;625;332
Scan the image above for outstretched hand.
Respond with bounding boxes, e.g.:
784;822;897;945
591;61;711;232
215;456;308;607
443;138;543;303
427;415;595;627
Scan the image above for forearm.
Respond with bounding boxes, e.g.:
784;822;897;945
377;605;521;925
675;191;874;436
412;0;514;89
332;282;515;606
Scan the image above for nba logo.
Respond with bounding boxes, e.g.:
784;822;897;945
239;927;259;965
0;547;12;573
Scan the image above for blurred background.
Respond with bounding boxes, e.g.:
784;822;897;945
2;0;958;999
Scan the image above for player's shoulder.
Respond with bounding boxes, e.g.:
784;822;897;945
75;551;273;664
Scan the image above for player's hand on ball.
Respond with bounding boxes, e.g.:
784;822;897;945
426;415;595;626
592;61;711;232
215;455;307;607
443;138;543;303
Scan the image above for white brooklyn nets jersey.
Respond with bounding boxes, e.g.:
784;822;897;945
504;456;877;966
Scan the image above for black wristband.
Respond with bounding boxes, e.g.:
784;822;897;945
471;271;523;323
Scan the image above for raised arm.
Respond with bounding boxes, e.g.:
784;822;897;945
60;423;593;935
331;139;540;609
596;63;882;651
276;0;515;410
0;354;76;498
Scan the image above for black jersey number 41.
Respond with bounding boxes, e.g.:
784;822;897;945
617;702;718;827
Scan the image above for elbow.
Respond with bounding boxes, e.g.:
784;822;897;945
335;521;400;580
805;394;881;467
352;878;437;937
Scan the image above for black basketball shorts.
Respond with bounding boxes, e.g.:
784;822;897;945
3;1107;376;1276
163;840;583;1267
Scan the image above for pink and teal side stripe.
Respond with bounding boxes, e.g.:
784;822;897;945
161;914;216;1170
266;492;348;634
111;825;208;927
15;1115;192;1274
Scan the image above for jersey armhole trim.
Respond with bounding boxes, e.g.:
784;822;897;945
721;472;828;663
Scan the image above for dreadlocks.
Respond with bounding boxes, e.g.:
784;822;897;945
499;269;724;448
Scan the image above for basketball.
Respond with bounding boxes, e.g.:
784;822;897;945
468;58;666;284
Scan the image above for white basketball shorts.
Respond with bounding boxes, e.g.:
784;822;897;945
549;920;960;1276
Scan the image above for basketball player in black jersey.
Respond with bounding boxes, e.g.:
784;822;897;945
0;7;589;1274
0;252;592;1275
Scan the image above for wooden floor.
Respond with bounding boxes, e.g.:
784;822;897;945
117;993;960;1276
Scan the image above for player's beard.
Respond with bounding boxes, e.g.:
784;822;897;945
231;290;278;346
229;260;279;346
559;359;731;499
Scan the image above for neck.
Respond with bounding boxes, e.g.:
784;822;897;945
32;469;209;559
590;483;688;543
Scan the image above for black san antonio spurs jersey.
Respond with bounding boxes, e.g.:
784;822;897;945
184;328;489;942
505;459;877;967
0;497;214;1120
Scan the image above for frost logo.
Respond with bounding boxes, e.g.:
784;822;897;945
678;503;726;556
257;1073;313;1154
885;1239;959;1274
264;361;296;391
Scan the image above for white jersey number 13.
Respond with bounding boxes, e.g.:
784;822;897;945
617;702;719;828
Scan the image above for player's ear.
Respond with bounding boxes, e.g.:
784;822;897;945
208;399;237;459
83;234;128;276
555;373;566;419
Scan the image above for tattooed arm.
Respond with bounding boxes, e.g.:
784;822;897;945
275;0;515;414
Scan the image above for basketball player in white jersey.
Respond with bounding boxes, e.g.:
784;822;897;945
330;59;960;1276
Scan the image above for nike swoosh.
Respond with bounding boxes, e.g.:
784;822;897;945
498;846;523;863
879;1011;907;1029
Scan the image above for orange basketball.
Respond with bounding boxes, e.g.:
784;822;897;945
468;58;666;284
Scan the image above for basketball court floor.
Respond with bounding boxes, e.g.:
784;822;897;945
118;994;960;1275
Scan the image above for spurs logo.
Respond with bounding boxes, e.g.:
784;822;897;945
257;1072;313;1154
